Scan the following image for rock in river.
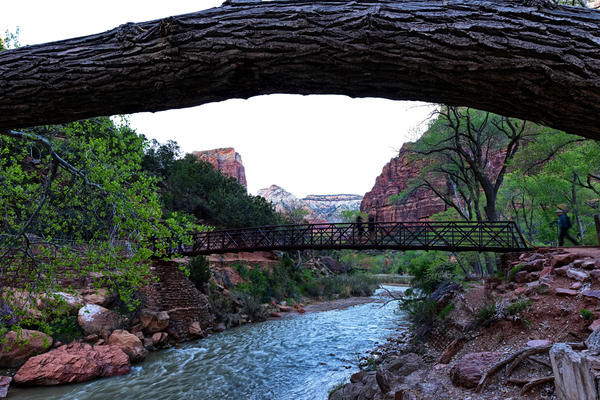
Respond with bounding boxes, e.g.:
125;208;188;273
14;343;130;386
107;330;148;363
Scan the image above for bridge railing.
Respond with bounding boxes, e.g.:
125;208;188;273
187;221;529;255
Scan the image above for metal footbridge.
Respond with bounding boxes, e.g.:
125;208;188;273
183;221;530;255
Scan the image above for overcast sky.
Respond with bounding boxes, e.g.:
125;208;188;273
2;0;437;197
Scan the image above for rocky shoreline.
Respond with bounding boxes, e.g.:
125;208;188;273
331;247;600;400
0;285;395;398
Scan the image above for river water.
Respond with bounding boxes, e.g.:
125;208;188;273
11;287;406;400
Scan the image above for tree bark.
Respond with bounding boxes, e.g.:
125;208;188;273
1;0;600;138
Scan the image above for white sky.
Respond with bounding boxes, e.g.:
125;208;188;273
2;1;437;198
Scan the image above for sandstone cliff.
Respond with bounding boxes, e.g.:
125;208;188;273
360;143;448;222
191;147;247;188
361;141;507;222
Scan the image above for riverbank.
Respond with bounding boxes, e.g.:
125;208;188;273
0;249;402;398
7;288;405;400
331;247;600;400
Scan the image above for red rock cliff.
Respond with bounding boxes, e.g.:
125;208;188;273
361;142;507;222
191;147;247;188
361;143;448;222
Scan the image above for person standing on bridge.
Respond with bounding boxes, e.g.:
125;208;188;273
368;215;375;242
556;209;579;246
355;215;364;241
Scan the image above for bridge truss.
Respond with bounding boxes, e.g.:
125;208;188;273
185;221;530;255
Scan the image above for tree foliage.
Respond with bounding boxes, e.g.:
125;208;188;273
156;153;282;229
0;117;201;336
499;131;600;245
392;106;551;222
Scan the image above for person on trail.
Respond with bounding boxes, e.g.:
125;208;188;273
355;215;364;240
556;209;579;246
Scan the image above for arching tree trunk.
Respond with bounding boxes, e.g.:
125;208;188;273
1;0;600;138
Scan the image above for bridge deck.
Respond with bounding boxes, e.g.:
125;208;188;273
184;221;530;255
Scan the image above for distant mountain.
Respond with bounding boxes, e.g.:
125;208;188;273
302;194;363;223
257;185;362;223
257;185;306;214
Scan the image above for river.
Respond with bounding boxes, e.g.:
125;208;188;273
10;287;406;400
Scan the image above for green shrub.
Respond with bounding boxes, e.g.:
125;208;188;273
533;285;549;294
303;280;324;297
407;253;458;295
438;304;455;320
319;274;380;299
506;298;532;315
477;302;498;326
401;298;439;340
187;255;211;291
237;291;270;322
581;308;594;320
509;264;526;281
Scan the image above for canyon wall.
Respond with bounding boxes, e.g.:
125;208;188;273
191;147;247;188
360;143;448;222
361;142;507;222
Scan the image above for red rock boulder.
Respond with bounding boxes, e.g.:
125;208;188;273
551;254;578;268
188;322;203;338
107;330;148;363
590;270;600;281
14;343;130;385
77;304;121;336
449;352;505;388
40;292;85;314
524;259;544;271
582;289;600;301
0;330;52;368
555;266;569;276
514;270;528;284
555;288;578;296
540;266;554;278
139;310;170;334
83;289;114;307
151;332;169;347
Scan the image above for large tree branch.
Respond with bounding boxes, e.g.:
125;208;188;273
1;130;105;192
1;0;600;137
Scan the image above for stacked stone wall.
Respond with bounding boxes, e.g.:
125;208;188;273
144;259;213;341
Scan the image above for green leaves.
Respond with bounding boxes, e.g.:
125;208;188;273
0;117;206;334
160;154;280;229
499;130;600;245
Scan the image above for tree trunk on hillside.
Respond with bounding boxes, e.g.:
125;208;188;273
1;0;600;138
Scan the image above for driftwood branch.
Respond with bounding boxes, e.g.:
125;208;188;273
529;355;553;369
1;1;600;139
476;342;586;393
520;376;555;396
379;286;418;308
506;346;554;377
